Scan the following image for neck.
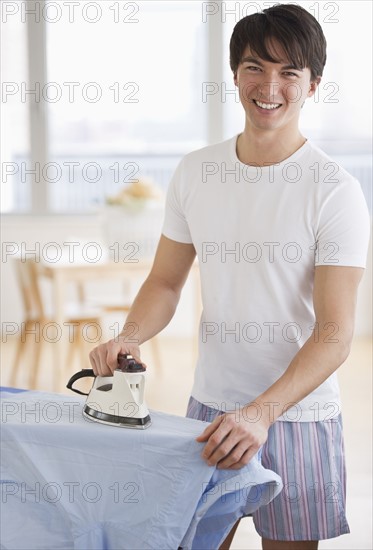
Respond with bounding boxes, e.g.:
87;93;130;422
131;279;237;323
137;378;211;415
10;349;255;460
237;123;306;167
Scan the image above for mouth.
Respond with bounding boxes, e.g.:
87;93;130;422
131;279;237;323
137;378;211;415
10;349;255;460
252;99;282;110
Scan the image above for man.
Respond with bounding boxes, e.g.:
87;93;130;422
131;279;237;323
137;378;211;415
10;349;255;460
90;4;370;549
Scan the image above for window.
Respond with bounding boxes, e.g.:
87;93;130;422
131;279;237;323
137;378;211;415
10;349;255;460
1;9;30;212
2;1;208;213
47;2;207;155
1;1;371;213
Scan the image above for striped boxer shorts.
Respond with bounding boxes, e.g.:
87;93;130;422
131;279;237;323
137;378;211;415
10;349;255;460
186;396;350;541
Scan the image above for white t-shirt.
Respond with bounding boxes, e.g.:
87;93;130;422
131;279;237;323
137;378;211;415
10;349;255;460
162;135;371;421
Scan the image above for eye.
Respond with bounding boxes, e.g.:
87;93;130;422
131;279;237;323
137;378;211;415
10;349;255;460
283;71;298;77
245;65;262;72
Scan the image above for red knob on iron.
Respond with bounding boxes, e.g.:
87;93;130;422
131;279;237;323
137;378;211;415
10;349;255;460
117;353;145;373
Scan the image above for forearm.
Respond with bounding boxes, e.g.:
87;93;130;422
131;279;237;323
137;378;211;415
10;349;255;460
253;332;351;427
198;335;352;470
119;275;181;345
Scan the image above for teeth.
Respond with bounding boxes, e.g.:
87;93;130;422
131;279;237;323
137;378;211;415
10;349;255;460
254;100;281;110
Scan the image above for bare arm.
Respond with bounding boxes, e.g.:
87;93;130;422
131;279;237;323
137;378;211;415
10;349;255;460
254;265;364;421
90;235;196;375
197;265;365;469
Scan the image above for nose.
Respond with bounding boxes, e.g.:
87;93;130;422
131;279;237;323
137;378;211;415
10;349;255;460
257;81;280;102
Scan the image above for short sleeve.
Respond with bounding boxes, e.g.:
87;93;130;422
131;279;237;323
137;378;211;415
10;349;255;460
315;177;371;267
162;158;193;244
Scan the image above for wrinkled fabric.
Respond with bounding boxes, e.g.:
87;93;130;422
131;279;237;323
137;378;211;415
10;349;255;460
0;390;282;549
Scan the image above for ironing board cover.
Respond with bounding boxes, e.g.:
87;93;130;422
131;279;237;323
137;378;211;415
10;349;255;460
0;390;282;549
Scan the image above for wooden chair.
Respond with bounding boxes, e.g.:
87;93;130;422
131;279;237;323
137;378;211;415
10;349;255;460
10;258;102;389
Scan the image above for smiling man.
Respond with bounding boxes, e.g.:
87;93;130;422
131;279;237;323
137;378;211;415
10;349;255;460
89;4;370;549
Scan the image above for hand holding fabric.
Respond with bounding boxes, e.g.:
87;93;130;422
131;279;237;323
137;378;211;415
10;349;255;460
196;404;269;470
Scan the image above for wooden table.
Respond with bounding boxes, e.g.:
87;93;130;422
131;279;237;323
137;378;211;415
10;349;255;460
38;259;153;389
38;259;200;389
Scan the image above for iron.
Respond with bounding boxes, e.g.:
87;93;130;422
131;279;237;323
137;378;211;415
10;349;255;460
67;354;151;429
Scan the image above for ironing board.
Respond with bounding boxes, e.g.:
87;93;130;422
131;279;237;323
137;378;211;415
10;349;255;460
0;388;282;550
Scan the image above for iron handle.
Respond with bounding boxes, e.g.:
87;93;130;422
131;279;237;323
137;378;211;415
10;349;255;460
66;369;96;396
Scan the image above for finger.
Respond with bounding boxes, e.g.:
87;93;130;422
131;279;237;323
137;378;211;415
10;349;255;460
89;350;98;375
203;432;240;465
106;343;123;371
96;346;113;377
200;421;236;463
94;349;104;377
218;445;258;470
195;415;224;442
216;443;247;469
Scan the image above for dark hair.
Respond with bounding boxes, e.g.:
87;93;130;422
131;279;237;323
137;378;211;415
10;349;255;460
229;4;327;81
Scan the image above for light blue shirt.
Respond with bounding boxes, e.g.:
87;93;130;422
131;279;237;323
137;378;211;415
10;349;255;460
1;390;282;549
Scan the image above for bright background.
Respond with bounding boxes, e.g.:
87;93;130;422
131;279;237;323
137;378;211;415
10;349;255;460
1;0;372;213
1;2;372;549
1;0;372;334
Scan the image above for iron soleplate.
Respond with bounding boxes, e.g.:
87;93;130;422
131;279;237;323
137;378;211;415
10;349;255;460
83;404;151;429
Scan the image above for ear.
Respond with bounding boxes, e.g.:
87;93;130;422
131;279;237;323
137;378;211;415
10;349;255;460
234;72;238;86
307;76;321;98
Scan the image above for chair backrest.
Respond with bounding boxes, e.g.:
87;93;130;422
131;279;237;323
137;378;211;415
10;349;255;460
14;258;46;320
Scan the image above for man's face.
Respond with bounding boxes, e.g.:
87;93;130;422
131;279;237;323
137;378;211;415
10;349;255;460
234;41;320;133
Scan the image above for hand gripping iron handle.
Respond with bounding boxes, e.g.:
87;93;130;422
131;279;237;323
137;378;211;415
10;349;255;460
66;354;145;395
